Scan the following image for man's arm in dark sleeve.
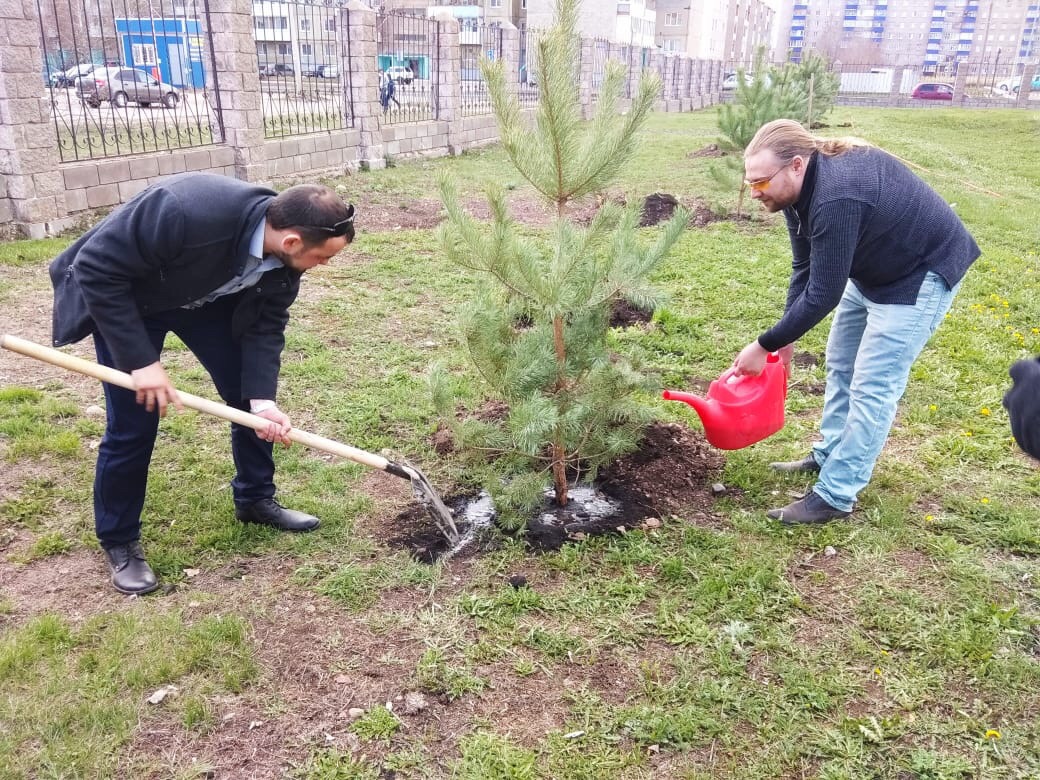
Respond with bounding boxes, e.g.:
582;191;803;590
237;269;301;401
783;208;812;313
758;200;866;353
74;187;186;370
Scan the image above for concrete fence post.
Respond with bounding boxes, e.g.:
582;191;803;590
953;68;968;102
0;0;69;237
578;38;595;118
501;21;520;99
435;14;461;154
677;55;691;109
343;0;384;169
1016;63;1035;107
204;0;266;183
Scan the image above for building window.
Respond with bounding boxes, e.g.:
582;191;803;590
491;0;502;6
665;11;680;26
300;18;311;31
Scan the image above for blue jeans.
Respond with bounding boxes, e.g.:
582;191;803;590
92;293;277;548
809;272;960;512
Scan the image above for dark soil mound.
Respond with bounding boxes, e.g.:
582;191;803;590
398;421;725;560
687;143;724;158
609;299;654;328
597;421;724;518
640;193;679;226
688;201;724;228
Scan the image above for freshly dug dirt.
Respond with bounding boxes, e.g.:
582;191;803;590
687;143;725;158
639;193;679;226
609;298;654;328
596;421;725;519
396;421;725;559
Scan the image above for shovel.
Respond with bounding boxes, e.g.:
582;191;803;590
0;334;460;544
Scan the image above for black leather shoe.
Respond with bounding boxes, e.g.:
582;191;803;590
767;492;851;525
235;498;320;532
769;455;821;474
104;542;159;595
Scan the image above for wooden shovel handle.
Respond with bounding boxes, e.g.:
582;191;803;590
0;334;393;473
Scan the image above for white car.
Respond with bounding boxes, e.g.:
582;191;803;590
722;71;771;90
385;65;413;85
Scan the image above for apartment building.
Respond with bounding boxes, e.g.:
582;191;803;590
656;0;774;61
773;0;1038;69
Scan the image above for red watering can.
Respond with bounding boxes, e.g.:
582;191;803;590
662;353;788;450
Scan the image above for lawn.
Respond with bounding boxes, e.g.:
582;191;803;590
1;107;1039;779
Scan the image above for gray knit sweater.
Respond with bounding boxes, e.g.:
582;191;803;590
757;148;980;353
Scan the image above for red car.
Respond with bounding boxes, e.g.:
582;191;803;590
911;82;954;100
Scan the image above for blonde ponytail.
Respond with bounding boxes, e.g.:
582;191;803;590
746;119;872;163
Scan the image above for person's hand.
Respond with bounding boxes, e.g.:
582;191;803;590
253;405;293;446
733;340;769;377
777;343;795;376
130;361;183;417
1003;356;1040;461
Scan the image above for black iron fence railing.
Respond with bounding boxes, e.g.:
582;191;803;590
517;25;539;108
376;11;436;126
460;21;502;117
37;0;223;162
254;0;354;138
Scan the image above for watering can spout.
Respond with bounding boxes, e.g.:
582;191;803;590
661;389;717;425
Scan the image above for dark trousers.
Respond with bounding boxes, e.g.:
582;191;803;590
92;294;276;548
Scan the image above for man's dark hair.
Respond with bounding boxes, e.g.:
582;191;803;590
267;184;355;246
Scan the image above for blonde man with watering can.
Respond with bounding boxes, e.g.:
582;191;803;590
731;119;979;525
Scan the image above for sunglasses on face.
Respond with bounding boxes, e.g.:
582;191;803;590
304;203;356;238
743;160;793;192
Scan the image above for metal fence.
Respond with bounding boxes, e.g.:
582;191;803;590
376;11;436;126
36;0;223;162
517;25;539;108
589;38;609;95
254;0;354;138
724;56;1035;100
460;20;502;117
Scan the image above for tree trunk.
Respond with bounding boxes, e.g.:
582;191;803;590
551;314;568;506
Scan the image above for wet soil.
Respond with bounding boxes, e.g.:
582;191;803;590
394;421;725;560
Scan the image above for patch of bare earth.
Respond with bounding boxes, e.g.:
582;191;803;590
109;552;666;778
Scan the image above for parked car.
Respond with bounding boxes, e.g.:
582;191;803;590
722;71;771;90
910;82;953;100
259;63;295;77
305;64;338;79
385;65;413;84
999;74;1040;93
77;67;181;108
49;63;98;88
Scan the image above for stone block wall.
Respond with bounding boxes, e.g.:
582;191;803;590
1;0;727;237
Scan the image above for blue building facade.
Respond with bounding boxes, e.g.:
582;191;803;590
114;17;206;88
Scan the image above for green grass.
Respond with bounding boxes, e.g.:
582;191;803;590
1;107;1039;778
0;611;257;777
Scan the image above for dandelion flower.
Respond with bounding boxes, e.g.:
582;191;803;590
985;729;1001;740
981;497;990;504
925;514;935;522
929;404;937;412
980;407;991;417
873;667;882;676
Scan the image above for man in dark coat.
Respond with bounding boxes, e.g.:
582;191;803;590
50;172;355;594
733;119;980;525
1004;357;1040;461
